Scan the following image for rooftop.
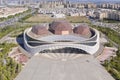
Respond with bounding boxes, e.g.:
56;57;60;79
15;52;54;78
49;20;73;35
27;21;92;39
31;25;50;35
15;54;115;80
74;25;91;35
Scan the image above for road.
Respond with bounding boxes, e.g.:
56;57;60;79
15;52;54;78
0;8;36;28
90;19;120;33
90;19;119;48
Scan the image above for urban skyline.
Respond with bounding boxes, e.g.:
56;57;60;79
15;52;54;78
4;0;120;2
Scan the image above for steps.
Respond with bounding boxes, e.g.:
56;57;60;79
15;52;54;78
40;53;87;60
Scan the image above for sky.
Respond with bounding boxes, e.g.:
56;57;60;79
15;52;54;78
70;0;120;2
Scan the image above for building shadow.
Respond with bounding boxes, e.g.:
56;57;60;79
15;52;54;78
16;33;24;48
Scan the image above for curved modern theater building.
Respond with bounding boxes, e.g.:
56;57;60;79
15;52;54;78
23;21;100;55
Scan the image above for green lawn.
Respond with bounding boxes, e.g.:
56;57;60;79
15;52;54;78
102;19;120;23
0;23;33;39
25;14;90;23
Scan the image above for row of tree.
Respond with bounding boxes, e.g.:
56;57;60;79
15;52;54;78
0;9;31;22
91;25;120;80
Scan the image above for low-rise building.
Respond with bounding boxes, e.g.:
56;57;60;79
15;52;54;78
99;3;120;10
94;9;120;21
51;13;66;18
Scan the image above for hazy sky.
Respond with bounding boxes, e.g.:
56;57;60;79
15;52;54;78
72;0;120;2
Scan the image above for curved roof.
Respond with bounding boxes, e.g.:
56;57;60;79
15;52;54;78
15;55;115;80
49;21;73;34
73;25;91;37
31;25;49;35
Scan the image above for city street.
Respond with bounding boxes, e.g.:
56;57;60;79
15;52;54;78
0;9;36;28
